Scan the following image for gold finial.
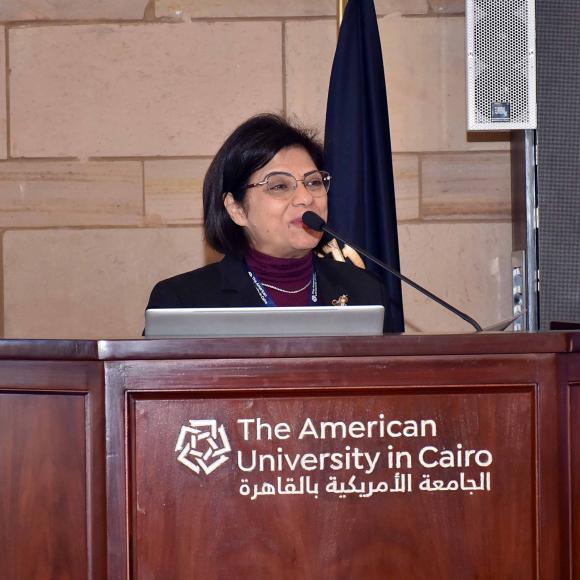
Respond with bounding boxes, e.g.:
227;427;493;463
337;0;348;35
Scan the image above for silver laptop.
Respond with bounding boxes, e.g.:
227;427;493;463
145;306;384;338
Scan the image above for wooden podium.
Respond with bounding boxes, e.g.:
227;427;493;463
2;333;580;579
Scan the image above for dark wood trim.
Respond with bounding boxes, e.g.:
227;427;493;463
86;363;107;580
105;362;130;580
535;355;563;578
561;353;580;579
97;332;580;361
0;334;578;363
0;360;103;390
109;353;554;392
0;339;97;360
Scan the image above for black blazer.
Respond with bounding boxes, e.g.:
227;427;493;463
147;254;397;333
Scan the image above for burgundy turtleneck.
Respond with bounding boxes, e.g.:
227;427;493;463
245;248;314;307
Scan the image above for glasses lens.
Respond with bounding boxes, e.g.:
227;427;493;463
261;171;331;196
304;171;331;194
265;173;296;194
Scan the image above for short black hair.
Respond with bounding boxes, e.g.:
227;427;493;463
203;113;324;257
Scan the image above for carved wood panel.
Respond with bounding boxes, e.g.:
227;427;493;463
0;360;105;580
105;352;561;580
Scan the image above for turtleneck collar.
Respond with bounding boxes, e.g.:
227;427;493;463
245;248;314;307
245;248;313;286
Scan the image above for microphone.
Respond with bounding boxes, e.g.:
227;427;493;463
302;211;483;332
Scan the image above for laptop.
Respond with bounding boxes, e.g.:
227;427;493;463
145;306;385;338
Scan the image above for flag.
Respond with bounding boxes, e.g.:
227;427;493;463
324;0;404;332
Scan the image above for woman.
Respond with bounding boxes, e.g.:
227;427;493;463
147;114;395;332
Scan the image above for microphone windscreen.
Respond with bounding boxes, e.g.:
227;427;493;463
302;211;325;231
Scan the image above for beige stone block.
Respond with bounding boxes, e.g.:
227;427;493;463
428;0;465;14
380;14;510;152
0;27;6;160
287;16;507;155
285;20;334;134
393;154;419;221
3;227;220;339
0;0;149;21
0;161;143;227
144;158;210;225
10;22;283;158
398;222;513;333
421;153;511;219
155;0;428;19
376;0;429;16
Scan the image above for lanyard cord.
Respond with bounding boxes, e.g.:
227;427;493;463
247;269;318;306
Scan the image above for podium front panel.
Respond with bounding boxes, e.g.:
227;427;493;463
105;351;561;580
566;354;580;579
0;359;105;580
572;385;580;579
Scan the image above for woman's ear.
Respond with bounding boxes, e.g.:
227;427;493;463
223;193;248;227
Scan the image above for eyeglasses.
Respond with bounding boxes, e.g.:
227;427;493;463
245;170;331;198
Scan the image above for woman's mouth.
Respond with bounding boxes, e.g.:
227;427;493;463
290;217;307;227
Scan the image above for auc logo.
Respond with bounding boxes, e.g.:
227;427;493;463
175;420;231;475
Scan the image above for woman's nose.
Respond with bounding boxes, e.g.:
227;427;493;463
291;181;314;205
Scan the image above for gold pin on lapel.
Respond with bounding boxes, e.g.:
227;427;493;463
332;294;349;306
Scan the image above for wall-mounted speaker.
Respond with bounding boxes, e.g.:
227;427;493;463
466;0;537;131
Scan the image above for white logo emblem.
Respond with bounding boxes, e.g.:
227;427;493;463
175;420;231;475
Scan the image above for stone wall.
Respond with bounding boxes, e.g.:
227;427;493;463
0;0;511;338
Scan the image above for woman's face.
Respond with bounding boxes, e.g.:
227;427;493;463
224;146;328;259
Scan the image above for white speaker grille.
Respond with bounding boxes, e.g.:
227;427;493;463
466;0;537;131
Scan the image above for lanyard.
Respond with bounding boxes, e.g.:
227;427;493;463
247;269;318;307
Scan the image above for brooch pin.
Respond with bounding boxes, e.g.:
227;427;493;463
332;294;349;306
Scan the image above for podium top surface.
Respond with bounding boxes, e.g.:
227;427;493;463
0;331;580;361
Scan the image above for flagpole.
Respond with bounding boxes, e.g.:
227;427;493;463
325;0;350;263
337;0;348;34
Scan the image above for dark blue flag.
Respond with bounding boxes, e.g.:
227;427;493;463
324;0;404;332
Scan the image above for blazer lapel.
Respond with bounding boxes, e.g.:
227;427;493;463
315;256;350;306
217;255;264;307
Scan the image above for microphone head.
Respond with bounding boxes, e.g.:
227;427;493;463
302;211;325;232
